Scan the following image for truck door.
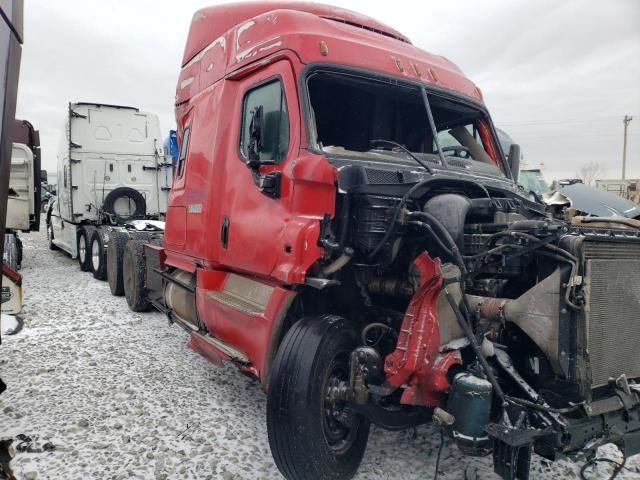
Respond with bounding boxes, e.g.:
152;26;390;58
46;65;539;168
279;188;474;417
218;60;300;277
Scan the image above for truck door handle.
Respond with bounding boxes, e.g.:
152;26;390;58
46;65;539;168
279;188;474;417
221;216;230;249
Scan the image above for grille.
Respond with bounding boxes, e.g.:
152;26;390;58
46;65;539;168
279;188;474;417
446;159;471;169
585;240;640;387
365;168;402;184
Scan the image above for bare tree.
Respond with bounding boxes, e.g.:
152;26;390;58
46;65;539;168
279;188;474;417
575;162;606;186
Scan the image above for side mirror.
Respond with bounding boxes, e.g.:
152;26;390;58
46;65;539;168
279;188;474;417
507;143;521;182
247;105;264;168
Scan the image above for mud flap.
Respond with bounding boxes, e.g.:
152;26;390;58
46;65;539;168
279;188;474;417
492;439;532;480
487;413;550;480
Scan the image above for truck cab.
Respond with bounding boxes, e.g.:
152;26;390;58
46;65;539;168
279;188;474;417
49;103;173;276
124;3;640;480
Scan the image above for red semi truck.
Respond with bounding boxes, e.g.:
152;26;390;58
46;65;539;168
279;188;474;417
115;3;640;479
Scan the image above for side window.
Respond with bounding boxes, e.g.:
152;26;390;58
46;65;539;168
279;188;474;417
239;79;289;163
176;126;190;178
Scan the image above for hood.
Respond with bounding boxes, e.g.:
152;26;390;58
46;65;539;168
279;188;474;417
546;183;640;219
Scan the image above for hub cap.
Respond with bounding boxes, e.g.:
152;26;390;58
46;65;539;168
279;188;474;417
322;352;360;454
92;238;100;270
79;235;86;262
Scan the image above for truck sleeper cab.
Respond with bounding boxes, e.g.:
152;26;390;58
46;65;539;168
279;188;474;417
124;3;640;480
48;102;172;283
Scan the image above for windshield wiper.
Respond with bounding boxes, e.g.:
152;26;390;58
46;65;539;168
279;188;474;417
370;139;433;174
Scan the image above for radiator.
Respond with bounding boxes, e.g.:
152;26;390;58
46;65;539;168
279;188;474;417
584;240;640;388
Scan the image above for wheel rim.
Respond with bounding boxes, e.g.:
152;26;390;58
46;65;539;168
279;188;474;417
322;351;360;455
79;235;86;262
91;239;101;270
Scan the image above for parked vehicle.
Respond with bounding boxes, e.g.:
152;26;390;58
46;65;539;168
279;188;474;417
119;3;640;480
3;120;41;271
47;102;173;281
550;179;640;219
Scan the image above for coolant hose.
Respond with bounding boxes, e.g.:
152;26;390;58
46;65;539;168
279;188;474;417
410;211;467;275
321;249;353;275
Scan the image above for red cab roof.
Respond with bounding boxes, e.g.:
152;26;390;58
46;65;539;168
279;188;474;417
183;1;411;66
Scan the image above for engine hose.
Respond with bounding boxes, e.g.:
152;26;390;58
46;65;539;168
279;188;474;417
361;323;393;346
468;232;561;280
408;221;456;260
409;211;467;275
367;179;434;261
536;250;581;310
321;250;353;275
444;289;505;401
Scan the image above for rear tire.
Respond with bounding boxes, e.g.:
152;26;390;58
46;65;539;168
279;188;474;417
107;231;129;296
123;239;150;312
77;227;93;272
267;315;370;480
90;230;107;280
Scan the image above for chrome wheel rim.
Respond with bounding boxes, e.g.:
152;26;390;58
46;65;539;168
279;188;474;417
91;239;100;270
79;235;86;263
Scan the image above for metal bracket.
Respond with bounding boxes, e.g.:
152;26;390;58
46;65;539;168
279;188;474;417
69;141;82;149
152;268;195;293
70;110;87;119
70;158;81;164
304;277;340;289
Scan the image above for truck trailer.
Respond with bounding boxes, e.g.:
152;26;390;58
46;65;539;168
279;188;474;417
47;102;172;280
117;3;640;480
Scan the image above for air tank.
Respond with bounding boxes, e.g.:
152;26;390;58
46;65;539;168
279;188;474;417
446;372;493;455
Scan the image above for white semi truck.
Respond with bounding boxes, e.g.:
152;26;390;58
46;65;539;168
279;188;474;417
47;102;172;281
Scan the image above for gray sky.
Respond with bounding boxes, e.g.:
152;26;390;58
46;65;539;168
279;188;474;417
16;0;640;181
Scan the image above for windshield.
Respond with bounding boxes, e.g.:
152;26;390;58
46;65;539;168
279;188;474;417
519;169;549;196
306;70;504;177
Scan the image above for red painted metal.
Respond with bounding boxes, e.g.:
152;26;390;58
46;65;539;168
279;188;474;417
2;263;21;285
195;268;296;383
384;253;461;406
163;3;487;386
188;333;226;367
182;1;410;66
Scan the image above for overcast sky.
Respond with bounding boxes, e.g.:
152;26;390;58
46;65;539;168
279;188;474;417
16;0;640;181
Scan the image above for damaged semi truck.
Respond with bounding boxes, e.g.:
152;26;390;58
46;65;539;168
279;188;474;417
120;3;640;479
47;103;172;282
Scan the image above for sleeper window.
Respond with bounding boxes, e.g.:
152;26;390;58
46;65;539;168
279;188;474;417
240;79;289;162
177;126;190;178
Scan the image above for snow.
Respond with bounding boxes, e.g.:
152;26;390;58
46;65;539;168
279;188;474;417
0;227;639;479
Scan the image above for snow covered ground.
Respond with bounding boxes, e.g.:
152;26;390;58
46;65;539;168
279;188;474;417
0;227;638;479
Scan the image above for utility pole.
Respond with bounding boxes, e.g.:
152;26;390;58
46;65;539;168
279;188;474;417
622;115;633;180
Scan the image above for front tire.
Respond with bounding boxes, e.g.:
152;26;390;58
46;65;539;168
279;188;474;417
267;315;370;480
